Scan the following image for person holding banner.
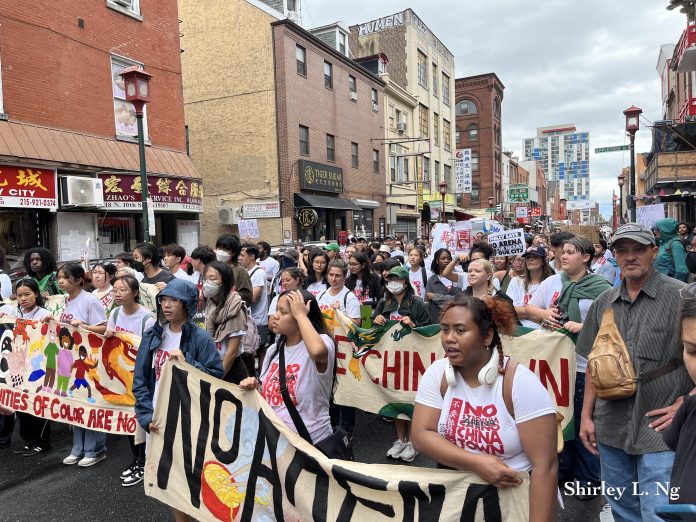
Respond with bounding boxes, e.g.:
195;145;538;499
412;294;558;522
23;247;62;297
104;275;155;487
407;247;431;301
302;250;329;297
345;251;382;307
373;265;431;462
90;262;116;312
507;246;554;329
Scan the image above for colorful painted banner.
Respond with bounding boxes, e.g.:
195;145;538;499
145;359;531;522
331;310;576;438
0;318;140;434
0;165;58;210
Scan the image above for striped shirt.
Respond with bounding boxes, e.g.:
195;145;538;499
576;270;692;455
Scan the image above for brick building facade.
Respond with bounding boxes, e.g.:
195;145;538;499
0;1;199;260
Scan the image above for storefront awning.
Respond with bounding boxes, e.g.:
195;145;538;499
294;193;361;211
351;198;380;209
0;119;199;180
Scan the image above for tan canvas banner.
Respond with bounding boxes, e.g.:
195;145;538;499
330;310;576;437
145;359;531;521
0;318;140;434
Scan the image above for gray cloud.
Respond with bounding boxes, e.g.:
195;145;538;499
302;0;685;218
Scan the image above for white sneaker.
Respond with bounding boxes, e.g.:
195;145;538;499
63;454;81;465
399;442;417;462
386;439;406;459
77;453;106;467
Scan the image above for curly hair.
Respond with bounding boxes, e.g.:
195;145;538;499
441;294;518;375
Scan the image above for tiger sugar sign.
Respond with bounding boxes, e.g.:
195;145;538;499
0;318;141;434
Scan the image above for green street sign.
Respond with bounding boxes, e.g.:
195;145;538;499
508;185;529;202
485;208;496;212
594;145;630;153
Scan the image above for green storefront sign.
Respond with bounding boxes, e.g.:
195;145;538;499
508;184;529;202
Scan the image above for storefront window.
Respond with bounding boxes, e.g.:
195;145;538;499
352;209;374;238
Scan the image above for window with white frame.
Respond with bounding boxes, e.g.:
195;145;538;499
442;73;450;105
349;75;356;97
423;156;430;183
111;56;148;139
417;51;428;89
296;45;307;76
106;0;141;18
324;61;333;90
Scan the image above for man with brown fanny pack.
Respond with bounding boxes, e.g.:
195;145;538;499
576;223;694;521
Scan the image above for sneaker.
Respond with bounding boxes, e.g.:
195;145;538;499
381;415;395;423
120;461;138;480
399;442;417;462
63;454;82;465
77;453;106;467
12;445;30;455
386;439;406;459
122;466;144;487
23;446;48;457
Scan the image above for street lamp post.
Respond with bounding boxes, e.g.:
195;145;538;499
439;181;448;224
488;195;494;220
623;105;642;223
617;174;625;225
120;66;153;242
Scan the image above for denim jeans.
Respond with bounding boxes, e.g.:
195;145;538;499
597;442;674;522
72;427;106;458
559;371;601;484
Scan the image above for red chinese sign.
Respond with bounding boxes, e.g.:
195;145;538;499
99;173;202;212
0;165;58;210
529;207;542;217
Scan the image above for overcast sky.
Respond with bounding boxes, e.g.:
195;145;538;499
300;0;686;218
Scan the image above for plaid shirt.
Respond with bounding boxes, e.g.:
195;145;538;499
576;270;693;454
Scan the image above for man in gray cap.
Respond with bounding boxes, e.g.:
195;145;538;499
576;223;693;519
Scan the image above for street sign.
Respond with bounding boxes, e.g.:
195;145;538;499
485;208;496;212
495;203;502;212
508;184;529;202
594;145;629;153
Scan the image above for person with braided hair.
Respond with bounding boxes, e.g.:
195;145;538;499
411;294;558;522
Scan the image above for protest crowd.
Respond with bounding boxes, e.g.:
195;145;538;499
0;217;695;522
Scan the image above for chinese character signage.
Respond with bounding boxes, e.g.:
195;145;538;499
298;160;343;194
454;149;472;193
529;207;542;217
0;165;57;210
508;184;529;202
99;173;202;212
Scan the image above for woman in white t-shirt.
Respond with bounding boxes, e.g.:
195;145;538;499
316;260;361;326
241;290;336;446
407;247;431;301
302;250;329;297
268;268;305;320
103;275;155;488
91;262;116;312
412;294;557;522
507;246;554;329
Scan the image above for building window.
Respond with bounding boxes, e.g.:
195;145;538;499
373;149;380;173
351;142;359;168
432;63;438;97
444;164;452;188
456;99;477;115
443;119;451;151
471;151;479;171
494;97;501;117
433;113;440;146
349;75;356;99
111;56;148;139
417;51;428;89
324;61;333;89
388;104;395;128
403;158;410;181
326;134;335;162
299;125;309;156
419;104;429;138
371;88;378;111
390;154;397;182
394;108;402;129
338;32;347;55
0;55;4;115
296;45;306;76
287;0;297;10
455;126;460;145
442;73;450;105
468;124;479;141
423;156;430;183
434;160;441;182
106;0;141;18
471;183;479;203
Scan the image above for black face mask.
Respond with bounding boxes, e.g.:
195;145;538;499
687;252;696;274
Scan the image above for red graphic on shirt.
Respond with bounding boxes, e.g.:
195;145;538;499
262;362;300;407
412;279;423;297
100;292;114;309
389;312;404;321
550;291;560;306
444;398;504;455
352;288;369;304
523;293;532;305
154;349;171;382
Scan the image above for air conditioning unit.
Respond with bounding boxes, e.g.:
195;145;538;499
349;92;358;101
60;177;104;207
113;0;133;7
287;10;300;23
217;206;239;225
396;122;407;133
372;102;379;112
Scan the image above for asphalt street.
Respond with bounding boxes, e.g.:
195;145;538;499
0;412;611;521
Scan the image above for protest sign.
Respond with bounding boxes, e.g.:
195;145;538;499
145;359;531;521
431;221;472;256
0;318;140;434
331;310;575;440
486;229;526;256
238;219;260;239
636;204;665;228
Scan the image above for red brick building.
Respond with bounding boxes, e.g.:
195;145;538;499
273;20;386;241
0;1;199;260
454;73;504;212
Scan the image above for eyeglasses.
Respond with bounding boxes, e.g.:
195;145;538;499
679;283;696;300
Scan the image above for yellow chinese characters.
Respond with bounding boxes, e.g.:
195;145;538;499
17;169;48;192
104;175;123;193
190;182;200;198
175;180;188;196
157;177;171;194
131;177;142;194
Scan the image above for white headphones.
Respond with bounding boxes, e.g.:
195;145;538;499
445;347;500;387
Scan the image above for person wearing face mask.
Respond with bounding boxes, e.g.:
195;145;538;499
373;266;431;462
202;261;250;383
214;234;253;307
132;243;174;292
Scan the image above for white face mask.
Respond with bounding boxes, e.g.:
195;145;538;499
215;249;231;263
202;280;221;298
386;281;406;294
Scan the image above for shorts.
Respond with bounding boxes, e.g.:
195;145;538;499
73;378;89;389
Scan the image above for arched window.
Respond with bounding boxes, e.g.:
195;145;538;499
455;99;477;116
468;124;478;141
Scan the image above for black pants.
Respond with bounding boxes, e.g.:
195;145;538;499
127;436;146;466
0;414;14;447
17;413;51;449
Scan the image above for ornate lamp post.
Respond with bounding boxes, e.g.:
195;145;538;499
623;105;642;223
120;66;153;242
617;173;626;225
439;180;448;223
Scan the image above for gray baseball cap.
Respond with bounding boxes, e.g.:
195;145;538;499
610;223;656;247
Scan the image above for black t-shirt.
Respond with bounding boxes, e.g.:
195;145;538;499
663;395;696;505
141;269;175;285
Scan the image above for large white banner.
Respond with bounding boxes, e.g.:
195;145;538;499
566;200;595;211
454;149;472;193
431;221;472;256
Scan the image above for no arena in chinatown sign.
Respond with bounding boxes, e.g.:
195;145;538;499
98;173;203;212
0;165;58;210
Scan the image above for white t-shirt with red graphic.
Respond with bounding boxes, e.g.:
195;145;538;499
152;325;181;405
260;334;335;444
317;287;361;320
409;267;431;301
306;281;328;297
506;277;541;330
59;290;107;325
92;286;114;311
106;305;155;336
416;358;556;472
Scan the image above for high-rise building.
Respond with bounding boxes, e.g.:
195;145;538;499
522;124;590;204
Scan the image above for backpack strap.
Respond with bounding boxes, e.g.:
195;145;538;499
111;306;120;325
343;290;349;308
140;313;153;336
502;359;518;419
277;339;314;444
